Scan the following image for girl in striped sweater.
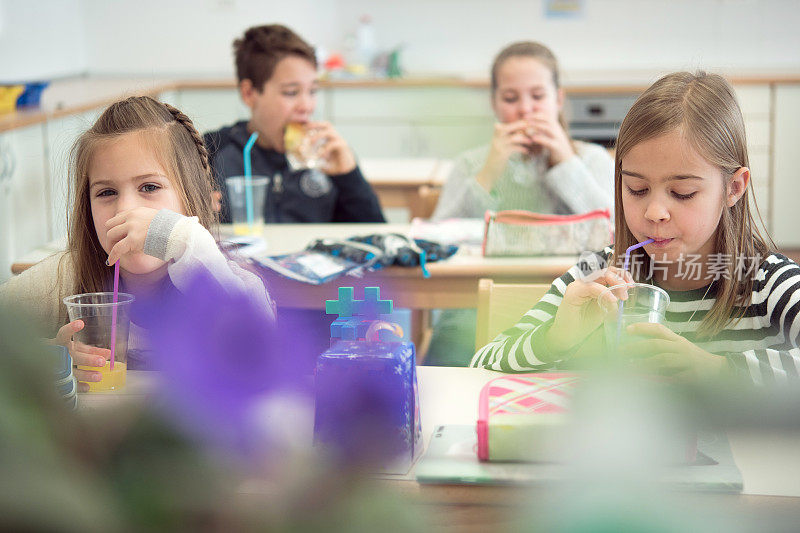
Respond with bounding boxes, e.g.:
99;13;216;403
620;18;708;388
471;71;800;385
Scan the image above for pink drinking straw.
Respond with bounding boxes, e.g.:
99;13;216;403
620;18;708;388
614;238;655;347
110;261;120;370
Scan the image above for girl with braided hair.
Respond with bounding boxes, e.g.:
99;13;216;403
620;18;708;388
0;96;274;390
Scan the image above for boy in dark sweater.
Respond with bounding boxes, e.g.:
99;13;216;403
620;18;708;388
204;24;385;223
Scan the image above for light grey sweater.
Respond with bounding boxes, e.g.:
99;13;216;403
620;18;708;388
432;141;614;220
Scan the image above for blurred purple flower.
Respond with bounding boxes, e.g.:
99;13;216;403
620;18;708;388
143;269;312;457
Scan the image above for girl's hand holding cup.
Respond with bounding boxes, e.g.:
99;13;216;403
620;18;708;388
51;319;111;393
544;266;634;355
104;206;160;266
623;323;726;381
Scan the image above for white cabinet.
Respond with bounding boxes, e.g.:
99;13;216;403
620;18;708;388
0;124;49;281
0;133;16;281
325;86;494;158
733;84;773;233
170;85;495;158
772;85;800;248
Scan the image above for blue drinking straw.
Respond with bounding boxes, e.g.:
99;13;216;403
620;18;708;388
615;238;655;348
243;132;259;229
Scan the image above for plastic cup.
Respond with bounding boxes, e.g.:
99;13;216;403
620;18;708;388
226;176;268;236
600;283;669;354
63;292;134;392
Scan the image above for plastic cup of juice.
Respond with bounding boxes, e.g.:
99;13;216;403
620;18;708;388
600;283;669;355
63;292;135;392
225;176;268;236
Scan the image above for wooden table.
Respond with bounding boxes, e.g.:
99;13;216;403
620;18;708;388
11;224;576;296
252;223;573;307
80;367;800;530
10;223;576;351
249;223;575;350
361;158;450;219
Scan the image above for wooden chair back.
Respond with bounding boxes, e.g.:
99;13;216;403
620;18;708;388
474;278;550;349
412;184;441;220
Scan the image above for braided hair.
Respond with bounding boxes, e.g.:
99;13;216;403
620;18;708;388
162;101;211;177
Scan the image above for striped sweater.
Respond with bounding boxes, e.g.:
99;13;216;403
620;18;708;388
470;248;800;385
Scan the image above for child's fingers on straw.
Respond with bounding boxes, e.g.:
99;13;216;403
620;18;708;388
580;281;616;305
105;223;130;246
608;279;630;301
601;268;633;298
107;237;134;266
105;209;133;228
607;266;632;282
54;320;84;346
620;269;635;283
596;289;619;315
599;270;626;289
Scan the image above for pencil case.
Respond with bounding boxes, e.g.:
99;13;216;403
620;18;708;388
482;208;613;256
477;373;578;462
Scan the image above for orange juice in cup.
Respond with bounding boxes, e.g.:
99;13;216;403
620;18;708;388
63;292;134;392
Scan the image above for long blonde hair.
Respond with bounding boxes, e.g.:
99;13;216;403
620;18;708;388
65;96;217;300
612;72;773;338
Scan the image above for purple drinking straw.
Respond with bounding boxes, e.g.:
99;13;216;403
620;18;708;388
110;261;120;370
622;238;654;273
615;238;655;347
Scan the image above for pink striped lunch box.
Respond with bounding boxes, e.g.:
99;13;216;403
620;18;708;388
477;373;578;462
476;372;698;464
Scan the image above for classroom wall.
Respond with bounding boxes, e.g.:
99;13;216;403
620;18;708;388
80;0;800;77
82;0;341;77
0;0;88;82
347;0;800;75
3;0;798;81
